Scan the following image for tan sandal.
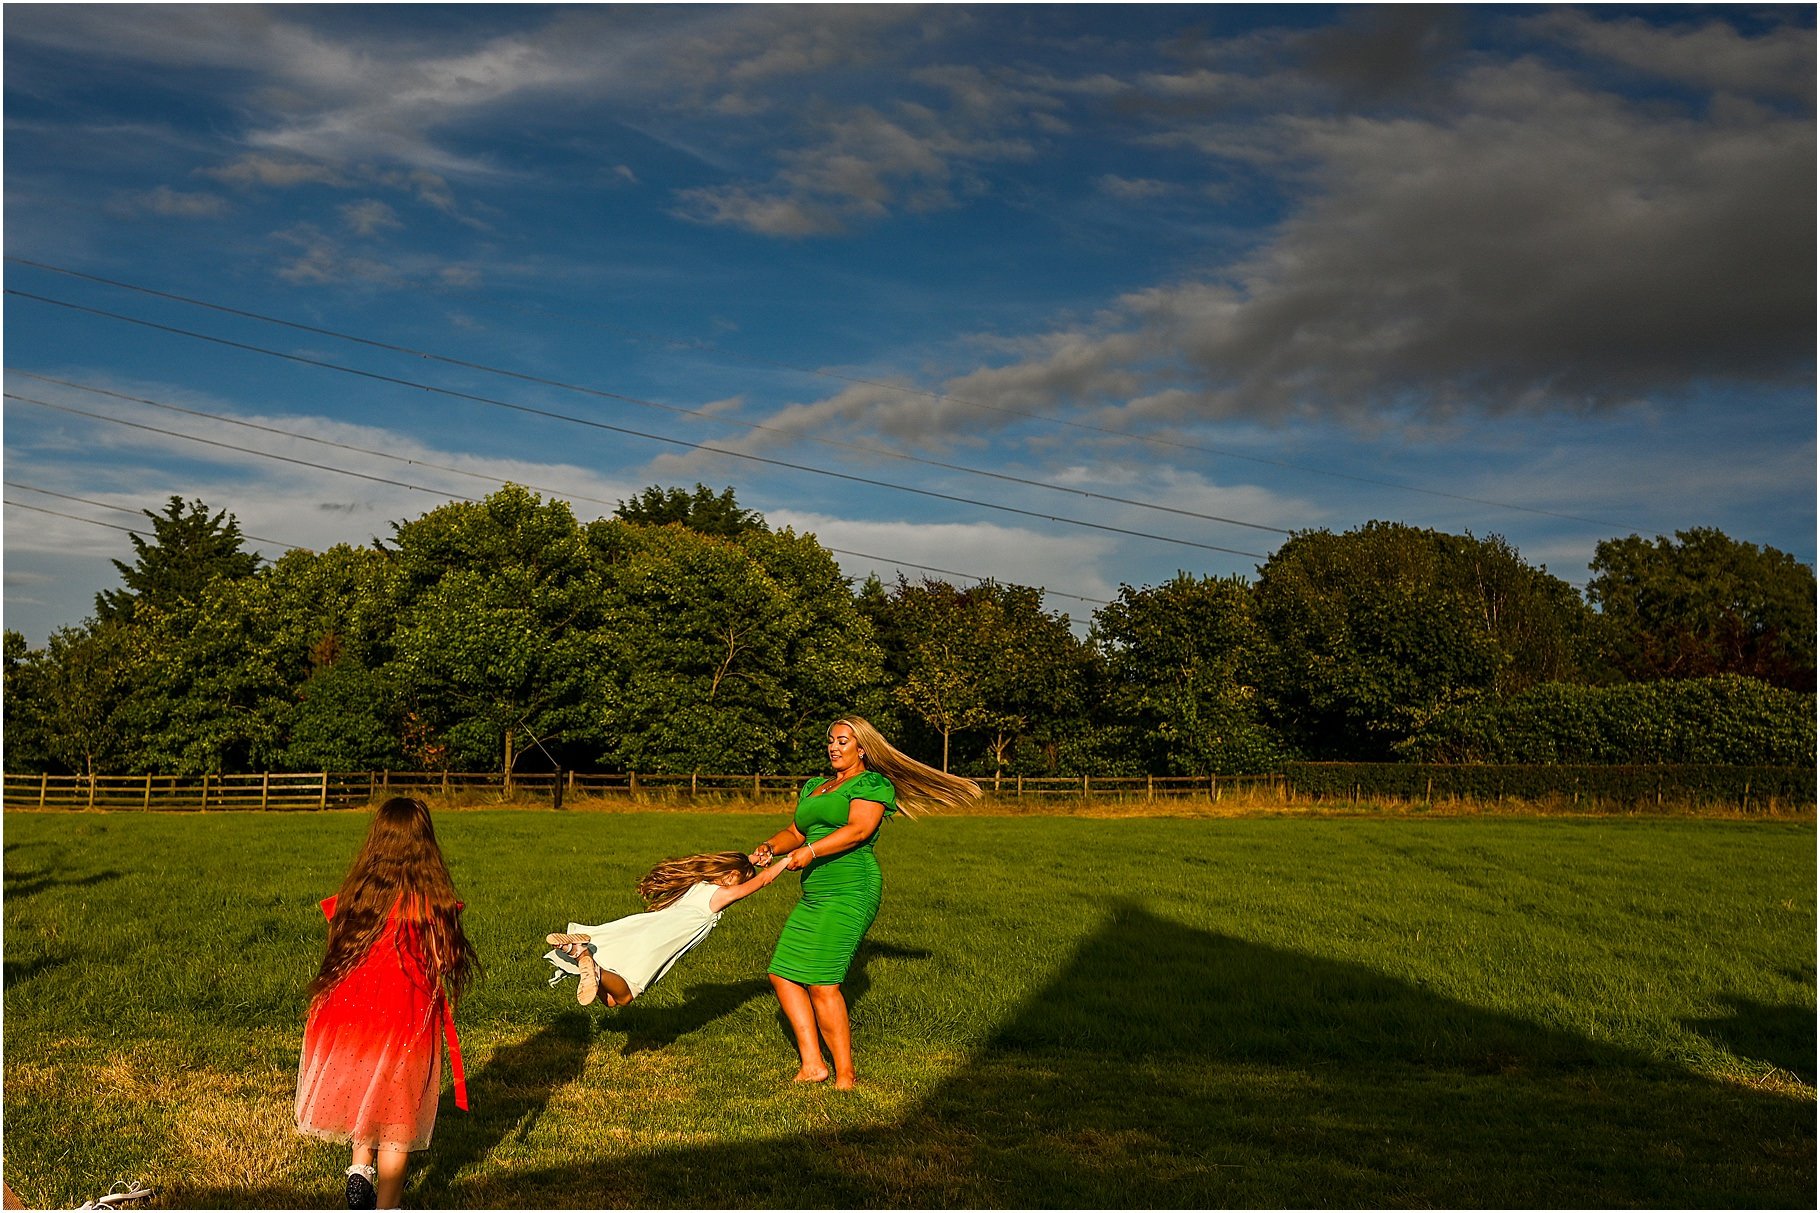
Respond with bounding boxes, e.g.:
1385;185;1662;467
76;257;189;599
576;950;600;1006
546;932;592;946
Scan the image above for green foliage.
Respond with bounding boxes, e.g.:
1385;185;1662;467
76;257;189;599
94;495;262;624
592;522;883;773
1092;573;1290;774
1255;522;1589;760
614;483;766;537
878;577;1090;775
386;486;612;772
1399;675;1817;765
1587;528;1816;691
1285;761;1815;807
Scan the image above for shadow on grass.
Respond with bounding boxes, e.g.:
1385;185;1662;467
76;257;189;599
414;1011;593;1199
617;978;771;1056
3;948;76;991
2;867;124;903
1687;995;1817;1084
449;901;1815;1208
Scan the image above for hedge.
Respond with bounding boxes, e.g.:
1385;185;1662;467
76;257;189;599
1397;676;1815;766
1284;762;1815;808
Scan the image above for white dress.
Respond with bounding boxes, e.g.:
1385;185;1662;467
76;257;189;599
542;881;723;998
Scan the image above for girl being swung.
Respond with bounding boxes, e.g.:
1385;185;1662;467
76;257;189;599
297;797;480;1210
544;850;790;1006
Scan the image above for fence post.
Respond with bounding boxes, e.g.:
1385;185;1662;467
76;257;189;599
320;772;329;810
39;772;48;808
553;770;565;811
87;771;97;810
368;771;376;802
1017;774;1023;798
200;773;209;812
754;772;761;799
630;771;638;794
1147;774;1154;802
144;773;153;811
382;769;390;791
261;772;271;811
1082;773;1090;798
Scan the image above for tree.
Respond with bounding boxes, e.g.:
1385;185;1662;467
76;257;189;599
384;485;611;773
1254;522;1588;760
881;577;1088;777
12;621;143;778
1091;573;1288;774
94;496;262;624
590;520;884;773
1586;528;1815;692
614;484;767;537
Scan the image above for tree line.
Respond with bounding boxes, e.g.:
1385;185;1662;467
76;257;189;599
5;483;1814;780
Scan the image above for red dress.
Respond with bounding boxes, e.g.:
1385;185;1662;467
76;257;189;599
295;895;466;1152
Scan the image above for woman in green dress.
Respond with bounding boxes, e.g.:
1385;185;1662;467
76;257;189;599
750;716;979;1088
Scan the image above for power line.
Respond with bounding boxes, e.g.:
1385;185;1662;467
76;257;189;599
4;496;299;555
820;546;1109;606
4;289;1271;560
442;279;1652;533
6;392;487;504
9;370;624;510
6;396;1114;606
3;257;1289;536
4;482;303;551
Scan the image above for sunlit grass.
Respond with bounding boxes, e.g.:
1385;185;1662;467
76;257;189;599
4;810;1813;1207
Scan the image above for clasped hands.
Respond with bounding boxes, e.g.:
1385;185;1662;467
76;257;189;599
749;843;817;871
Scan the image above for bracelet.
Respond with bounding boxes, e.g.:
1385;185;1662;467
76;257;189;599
806;841;818;859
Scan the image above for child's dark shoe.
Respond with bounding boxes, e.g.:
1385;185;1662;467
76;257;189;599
345;1165;377;1210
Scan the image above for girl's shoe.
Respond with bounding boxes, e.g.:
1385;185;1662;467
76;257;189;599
545;932;592;946
576;951;600;1006
345;1165;377;1210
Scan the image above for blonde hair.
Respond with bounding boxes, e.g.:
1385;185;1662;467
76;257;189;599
833;715;981;818
636;851;756;910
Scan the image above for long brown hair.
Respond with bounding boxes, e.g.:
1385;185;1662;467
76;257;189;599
636;851;755;910
834;715;981;818
309;797;480;1003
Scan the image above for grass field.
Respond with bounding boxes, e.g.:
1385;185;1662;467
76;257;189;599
3;809;1813;1208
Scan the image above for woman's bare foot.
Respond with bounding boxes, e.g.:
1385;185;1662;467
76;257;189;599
792;1065;831;1083
832;1073;856;1091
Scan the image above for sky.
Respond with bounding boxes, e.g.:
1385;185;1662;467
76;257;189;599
3;3;1814;646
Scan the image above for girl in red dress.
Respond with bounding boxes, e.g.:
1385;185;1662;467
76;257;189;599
296;797;480;1209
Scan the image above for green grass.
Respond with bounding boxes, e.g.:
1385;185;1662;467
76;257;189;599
4;810;1813;1208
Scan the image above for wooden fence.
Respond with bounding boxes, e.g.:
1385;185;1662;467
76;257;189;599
3;770;1286;811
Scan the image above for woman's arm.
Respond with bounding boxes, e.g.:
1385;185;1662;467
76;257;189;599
708;856;793;913
785;800;887;869
750;822;805;867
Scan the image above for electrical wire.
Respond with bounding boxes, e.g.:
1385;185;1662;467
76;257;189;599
5;403;1113;604
3;290;1271;560
3;257;1288;536
4;496;306;555
9;370;624;510
6;392;487;504
4;482;302;550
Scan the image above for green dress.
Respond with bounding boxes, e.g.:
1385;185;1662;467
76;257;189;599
767;770;898;986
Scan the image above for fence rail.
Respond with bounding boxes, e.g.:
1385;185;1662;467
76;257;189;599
7;765;1808;812
3;770;1286;811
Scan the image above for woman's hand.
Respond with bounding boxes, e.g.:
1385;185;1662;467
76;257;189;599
785;845;816;870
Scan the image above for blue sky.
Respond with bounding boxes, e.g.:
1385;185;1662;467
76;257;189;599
4;3;1814;645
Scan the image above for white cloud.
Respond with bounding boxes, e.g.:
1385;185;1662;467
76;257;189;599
1535;10;1815;102
340;199;402;236
105;185;230;219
